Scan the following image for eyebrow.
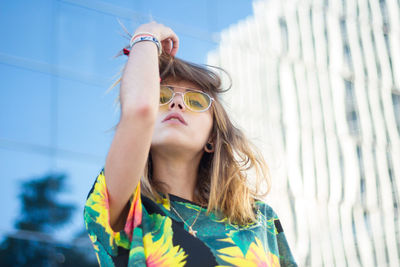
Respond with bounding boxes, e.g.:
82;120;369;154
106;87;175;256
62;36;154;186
163;84;203;92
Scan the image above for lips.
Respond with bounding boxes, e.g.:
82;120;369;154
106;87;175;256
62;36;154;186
162;112;187;125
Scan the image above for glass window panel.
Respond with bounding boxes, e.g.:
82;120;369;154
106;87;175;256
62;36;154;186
0;0;53;63
0;150;52;236
0;64;52;147
58;2;128;80
56;77;117;157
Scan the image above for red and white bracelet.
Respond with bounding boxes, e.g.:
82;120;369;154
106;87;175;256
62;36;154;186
128;32;162;56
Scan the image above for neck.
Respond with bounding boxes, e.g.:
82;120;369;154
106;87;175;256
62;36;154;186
151;148;203;202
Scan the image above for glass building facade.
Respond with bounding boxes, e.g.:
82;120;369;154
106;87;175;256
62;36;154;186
0;0;257;264
208;0;400;266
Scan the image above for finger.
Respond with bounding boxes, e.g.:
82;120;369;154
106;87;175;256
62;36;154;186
168;34;179;57
161;39;172;54
161;27;179;56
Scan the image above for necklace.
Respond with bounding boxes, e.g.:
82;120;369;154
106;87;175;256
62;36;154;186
170;203;201;237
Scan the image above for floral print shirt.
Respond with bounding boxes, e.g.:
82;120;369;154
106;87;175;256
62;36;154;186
84;168;297;266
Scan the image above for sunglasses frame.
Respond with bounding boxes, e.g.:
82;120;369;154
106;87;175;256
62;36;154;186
160;84;215;112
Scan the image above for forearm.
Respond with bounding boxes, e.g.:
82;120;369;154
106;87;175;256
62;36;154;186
104;22;178;230
120;40;160;119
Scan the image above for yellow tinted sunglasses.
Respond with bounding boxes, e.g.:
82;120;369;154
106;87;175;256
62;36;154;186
160;85;214;112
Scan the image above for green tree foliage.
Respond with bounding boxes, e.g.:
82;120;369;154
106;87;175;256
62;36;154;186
0;173;97;266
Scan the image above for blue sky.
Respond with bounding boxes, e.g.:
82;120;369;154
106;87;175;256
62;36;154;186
0;0;256;242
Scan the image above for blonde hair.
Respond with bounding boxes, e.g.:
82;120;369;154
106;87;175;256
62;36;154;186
107;49;271;225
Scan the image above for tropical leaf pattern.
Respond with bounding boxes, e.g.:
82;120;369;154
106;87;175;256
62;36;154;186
84;168;297;266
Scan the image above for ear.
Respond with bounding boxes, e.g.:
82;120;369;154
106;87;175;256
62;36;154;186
204;141;215;153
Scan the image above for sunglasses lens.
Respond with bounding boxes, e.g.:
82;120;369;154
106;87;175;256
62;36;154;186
184;91;211;111
160;86;173;104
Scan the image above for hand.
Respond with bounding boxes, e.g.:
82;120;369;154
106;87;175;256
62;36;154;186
134;21;179;57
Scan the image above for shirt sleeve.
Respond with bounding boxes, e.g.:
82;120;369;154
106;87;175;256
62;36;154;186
260;202;298;267
83;167;142;259
273;218;298;267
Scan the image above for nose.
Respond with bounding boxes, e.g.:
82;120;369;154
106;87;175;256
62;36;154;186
168;92;186;111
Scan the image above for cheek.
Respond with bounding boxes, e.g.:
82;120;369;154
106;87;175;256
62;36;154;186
192;113;213;140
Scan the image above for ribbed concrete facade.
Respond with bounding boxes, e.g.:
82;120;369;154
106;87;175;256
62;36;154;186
208;0;400;266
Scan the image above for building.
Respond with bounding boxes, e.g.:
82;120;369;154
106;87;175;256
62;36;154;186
208;0;400;266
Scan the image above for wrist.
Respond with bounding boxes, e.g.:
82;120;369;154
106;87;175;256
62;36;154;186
130;34;162;56
133;30;160;41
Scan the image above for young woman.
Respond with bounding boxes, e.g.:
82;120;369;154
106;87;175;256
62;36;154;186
84;21;297;266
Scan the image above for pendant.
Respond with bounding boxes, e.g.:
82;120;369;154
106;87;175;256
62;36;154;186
188;226;197;237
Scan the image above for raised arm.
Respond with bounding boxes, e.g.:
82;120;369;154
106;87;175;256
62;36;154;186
104;22;179;231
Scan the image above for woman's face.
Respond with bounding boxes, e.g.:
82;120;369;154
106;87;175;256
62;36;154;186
151;78;213;155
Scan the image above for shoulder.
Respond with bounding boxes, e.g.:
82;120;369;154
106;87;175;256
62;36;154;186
85;167;105;200
254;200;279;219
254;200;286;234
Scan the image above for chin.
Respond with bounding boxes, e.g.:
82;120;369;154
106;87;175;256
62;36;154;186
152;134;186;147
151;138;201;154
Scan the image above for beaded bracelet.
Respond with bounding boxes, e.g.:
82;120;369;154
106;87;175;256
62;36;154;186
129;32;162;56
130;31;158;44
